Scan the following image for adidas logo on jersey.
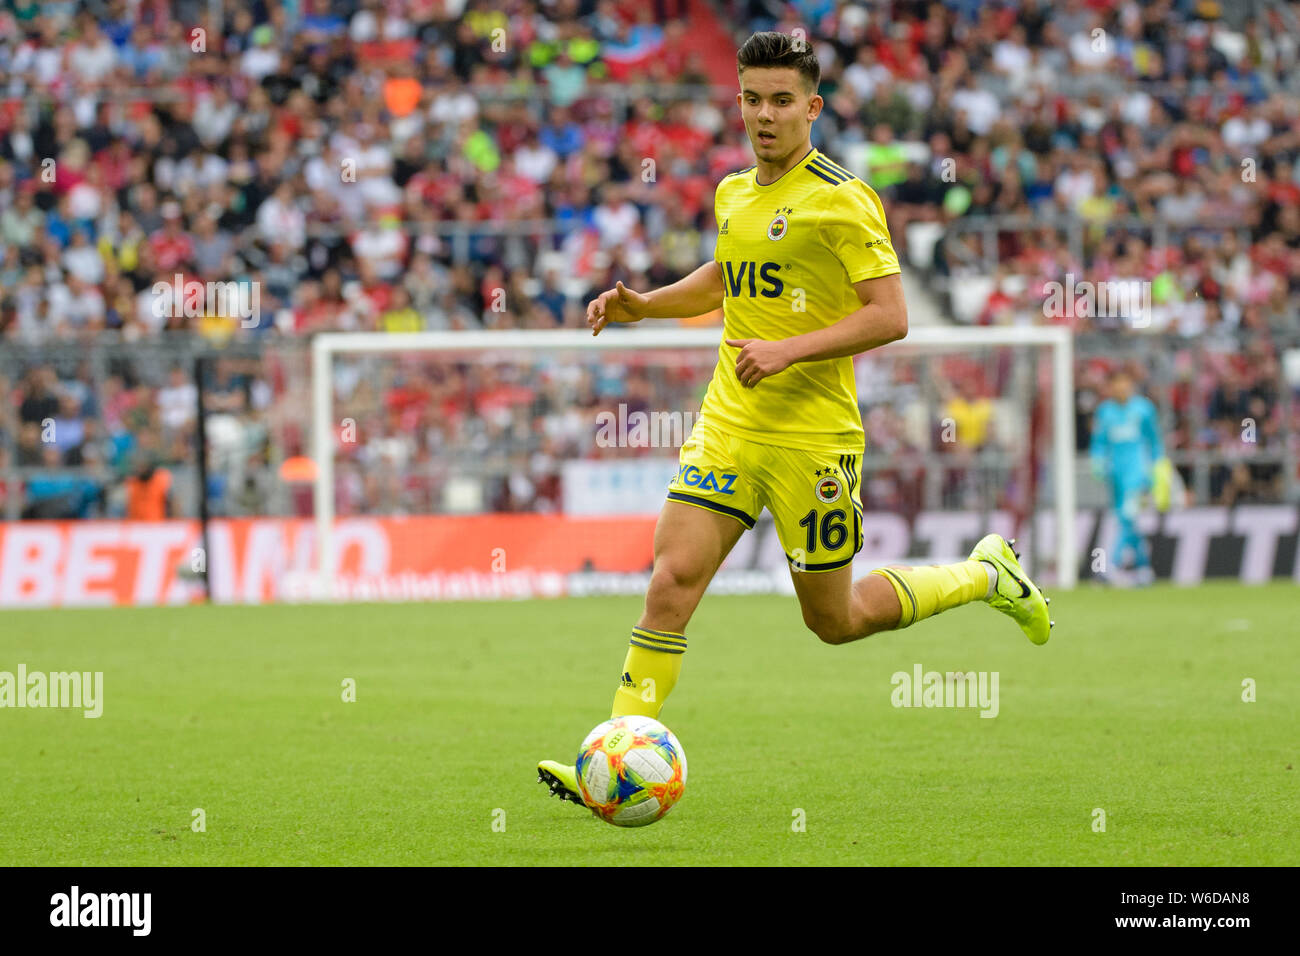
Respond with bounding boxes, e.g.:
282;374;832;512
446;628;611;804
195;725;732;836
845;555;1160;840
719;218;728;235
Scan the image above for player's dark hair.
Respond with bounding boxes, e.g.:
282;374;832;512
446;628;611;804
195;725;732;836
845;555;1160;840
736;31;820;94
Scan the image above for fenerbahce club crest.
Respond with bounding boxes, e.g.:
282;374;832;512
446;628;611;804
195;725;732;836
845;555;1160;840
813;467;842;503
767;207;792;240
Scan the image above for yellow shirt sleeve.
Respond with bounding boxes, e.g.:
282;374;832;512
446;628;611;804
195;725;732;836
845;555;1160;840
818;181;901;283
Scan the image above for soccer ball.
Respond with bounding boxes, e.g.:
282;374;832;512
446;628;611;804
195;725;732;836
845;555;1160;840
575;715;687;827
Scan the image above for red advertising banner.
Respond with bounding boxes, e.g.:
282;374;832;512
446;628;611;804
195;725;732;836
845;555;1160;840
0;516;658;607
2;506;1294;607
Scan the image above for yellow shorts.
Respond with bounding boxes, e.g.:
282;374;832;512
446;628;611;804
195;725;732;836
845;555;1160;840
666;418;864;571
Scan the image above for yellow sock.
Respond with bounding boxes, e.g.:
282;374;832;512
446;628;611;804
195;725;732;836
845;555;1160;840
871;560;989;629
610;625;685;718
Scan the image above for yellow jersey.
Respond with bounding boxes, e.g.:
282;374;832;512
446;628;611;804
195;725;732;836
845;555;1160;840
945;396;993;448
701;146;900;453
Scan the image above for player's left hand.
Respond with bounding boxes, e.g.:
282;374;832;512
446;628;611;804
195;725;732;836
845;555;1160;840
725;338;794;388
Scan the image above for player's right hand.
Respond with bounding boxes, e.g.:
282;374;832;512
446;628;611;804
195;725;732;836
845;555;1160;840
586;281;649;336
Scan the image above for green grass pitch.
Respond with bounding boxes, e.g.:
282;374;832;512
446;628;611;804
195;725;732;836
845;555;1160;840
2;582;1296;866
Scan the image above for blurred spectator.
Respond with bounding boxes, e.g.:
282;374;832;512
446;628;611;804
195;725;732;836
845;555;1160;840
943;379;993;451
124;453;172;520
157;366;197;434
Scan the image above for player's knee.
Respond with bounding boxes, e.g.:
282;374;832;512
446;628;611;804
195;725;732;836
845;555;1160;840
647;557;709;602
812;623;857;646
802;606;856;645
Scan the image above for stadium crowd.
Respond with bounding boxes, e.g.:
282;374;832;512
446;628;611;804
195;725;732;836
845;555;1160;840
0;0;1295;518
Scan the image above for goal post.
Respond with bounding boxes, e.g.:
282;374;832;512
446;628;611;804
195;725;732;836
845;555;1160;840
311;326;1076;596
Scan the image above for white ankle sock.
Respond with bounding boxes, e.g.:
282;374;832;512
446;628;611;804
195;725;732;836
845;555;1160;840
980;561;998;597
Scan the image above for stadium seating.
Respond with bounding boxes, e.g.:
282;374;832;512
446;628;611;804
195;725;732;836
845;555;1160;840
0;0;1296;519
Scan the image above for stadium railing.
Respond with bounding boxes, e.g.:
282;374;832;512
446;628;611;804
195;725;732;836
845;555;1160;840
2;331;1295;522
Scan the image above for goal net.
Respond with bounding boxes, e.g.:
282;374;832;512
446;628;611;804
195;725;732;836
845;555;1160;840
307;327;1076;601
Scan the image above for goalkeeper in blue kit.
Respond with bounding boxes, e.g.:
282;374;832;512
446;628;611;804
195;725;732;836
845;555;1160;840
1090;369;1170;586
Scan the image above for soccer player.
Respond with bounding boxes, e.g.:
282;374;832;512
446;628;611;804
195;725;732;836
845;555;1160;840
539;33;1052;807
1090;369;1169;586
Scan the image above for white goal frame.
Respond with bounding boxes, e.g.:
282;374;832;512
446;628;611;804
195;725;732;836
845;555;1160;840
311;326;1076;594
